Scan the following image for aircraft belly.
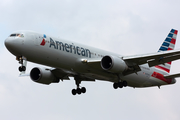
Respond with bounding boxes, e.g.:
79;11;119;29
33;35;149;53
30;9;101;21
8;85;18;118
122;72;170;88
121;71;158;87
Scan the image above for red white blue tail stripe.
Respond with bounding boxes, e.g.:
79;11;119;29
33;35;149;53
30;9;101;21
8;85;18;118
155;29;178;73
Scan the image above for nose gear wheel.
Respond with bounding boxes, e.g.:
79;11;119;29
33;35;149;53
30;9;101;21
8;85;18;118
17;56;27;72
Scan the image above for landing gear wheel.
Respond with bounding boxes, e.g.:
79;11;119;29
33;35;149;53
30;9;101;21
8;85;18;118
19;66;26;72
71;87;87;95
113;83;118;89
81;87;86;93
123;81;127;87
17;56;27;72
77;88;81;94
72;89;77;95
118;82;123;88
19;66;23;72
113;81;128;89
22;66;26;71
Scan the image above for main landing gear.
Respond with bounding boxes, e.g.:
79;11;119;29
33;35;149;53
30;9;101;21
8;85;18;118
17;56;27;72
72;87;86;95
72;78;86;95
113;81;128;89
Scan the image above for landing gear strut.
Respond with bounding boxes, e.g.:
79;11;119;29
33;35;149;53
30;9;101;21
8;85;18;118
17;56;27;72
72;77;86;95
113;81;128;89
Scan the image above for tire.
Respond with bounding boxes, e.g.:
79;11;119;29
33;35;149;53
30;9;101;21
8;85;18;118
19;66;22;72
123;81;127;87
118;82;123;88
81;87;86;93
22;66;26;71
113;83;118;89
72;89;77;95
77;88;81;94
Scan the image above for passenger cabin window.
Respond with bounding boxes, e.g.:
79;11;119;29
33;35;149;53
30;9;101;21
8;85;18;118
10;33;24;37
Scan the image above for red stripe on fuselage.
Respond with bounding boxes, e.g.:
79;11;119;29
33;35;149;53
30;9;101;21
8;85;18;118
155;66;170;73
151;72;172;84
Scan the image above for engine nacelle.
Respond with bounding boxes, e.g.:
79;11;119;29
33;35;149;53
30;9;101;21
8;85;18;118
30;67;58;85
101;55;128;73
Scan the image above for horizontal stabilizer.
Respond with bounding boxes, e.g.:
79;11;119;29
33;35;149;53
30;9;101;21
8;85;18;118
164;73;180;78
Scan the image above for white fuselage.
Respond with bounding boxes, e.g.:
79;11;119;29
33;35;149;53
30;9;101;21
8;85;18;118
5;30;176;88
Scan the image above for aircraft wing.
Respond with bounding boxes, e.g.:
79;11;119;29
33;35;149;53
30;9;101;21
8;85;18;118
51;68;72;81
82;49;180;76
51;68;95;82
123;49;180;67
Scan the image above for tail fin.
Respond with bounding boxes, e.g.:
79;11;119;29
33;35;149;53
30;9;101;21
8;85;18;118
155;29;178;73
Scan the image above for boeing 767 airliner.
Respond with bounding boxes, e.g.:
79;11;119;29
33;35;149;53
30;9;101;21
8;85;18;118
4;29;180;95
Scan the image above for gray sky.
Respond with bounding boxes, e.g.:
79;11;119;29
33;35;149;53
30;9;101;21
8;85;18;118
0;0;180;120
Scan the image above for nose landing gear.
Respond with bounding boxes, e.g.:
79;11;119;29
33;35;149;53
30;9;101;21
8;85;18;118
17;56;27;72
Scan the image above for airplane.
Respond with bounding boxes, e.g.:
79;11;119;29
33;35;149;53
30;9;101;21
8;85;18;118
4;29;180;95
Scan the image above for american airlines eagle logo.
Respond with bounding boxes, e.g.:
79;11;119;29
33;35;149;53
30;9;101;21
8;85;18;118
40;34;46;46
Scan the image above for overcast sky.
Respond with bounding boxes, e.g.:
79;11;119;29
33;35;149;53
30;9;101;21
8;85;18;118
0;0;180;120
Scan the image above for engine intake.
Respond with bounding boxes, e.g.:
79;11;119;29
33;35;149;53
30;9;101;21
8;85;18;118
101;55;128;73
30;67;58;85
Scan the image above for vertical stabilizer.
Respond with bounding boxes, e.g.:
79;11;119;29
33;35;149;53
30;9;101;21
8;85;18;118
155;29;178;73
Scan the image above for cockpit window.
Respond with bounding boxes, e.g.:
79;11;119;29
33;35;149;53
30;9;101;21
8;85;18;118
10;33;24;37
10;34;16;37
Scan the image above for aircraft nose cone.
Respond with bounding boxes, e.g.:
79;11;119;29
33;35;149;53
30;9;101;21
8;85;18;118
4;38;15;50
4;38;11;49
4;37;21;56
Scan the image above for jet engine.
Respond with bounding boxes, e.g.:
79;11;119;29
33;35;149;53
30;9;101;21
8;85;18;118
101;55;128;73
30;67;58;85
